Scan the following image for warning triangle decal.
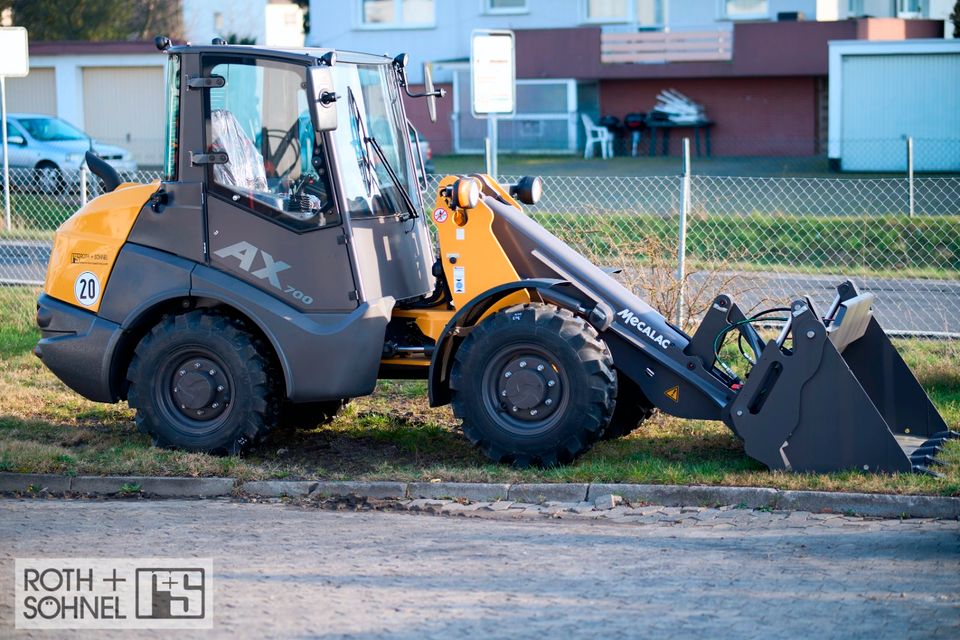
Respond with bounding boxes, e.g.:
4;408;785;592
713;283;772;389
664;386;680;402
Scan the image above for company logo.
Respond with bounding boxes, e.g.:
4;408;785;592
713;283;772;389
15;558;213;630
71;252;108;265
616;308;672;349
214;241;290;289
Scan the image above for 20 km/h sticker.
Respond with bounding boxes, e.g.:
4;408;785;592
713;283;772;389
74;272;101;307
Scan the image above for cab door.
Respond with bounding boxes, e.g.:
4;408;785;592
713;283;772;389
201;53;358;313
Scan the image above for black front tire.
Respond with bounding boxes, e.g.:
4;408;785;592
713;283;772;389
450;303;617;467
601;376;655;440
127;311;278;454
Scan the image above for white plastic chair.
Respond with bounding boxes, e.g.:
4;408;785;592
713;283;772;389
581;114;613;159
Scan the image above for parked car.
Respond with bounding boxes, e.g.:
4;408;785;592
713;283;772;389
2;113;137;193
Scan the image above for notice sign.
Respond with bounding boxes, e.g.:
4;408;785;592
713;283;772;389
0;27;29;77
471;30;515;117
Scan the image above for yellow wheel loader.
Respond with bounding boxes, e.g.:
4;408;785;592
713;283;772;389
35;38;955;473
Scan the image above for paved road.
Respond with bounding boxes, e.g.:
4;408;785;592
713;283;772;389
1;499;957;639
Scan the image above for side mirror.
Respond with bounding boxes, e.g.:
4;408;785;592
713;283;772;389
7;135;25;146
307;66;338;132
424;65;437;124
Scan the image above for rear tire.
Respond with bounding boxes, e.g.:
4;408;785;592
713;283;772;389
601;376;655;440
450;303;616;467
127;311;279;454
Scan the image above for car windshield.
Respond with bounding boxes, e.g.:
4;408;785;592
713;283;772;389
17;117;88;142
331;62;418;217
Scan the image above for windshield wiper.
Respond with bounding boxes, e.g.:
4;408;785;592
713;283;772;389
364;133;419;220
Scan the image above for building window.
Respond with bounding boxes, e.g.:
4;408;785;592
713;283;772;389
897;0;924;17
583;0;663;26
360;0;435;28
719;0;769;20
485;0;527;14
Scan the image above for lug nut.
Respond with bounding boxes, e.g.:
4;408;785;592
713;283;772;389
501;390;507;397
212;402;220;409
537;364;544;371
504;371;512;378
530;409;538;416
547;380;556;387
197;409;204;416
519;361;527;368
217;385;225;392
511;406;518;412
180;404;186;409
209;369;216;375
194;362;202;369
545;399;552;406
179;369;186;376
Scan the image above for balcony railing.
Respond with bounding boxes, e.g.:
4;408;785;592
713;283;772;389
600;30;733;64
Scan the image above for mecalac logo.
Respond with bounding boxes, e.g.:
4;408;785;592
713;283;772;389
213;241;290;290
616;308;672;349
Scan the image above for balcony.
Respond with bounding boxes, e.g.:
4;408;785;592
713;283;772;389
600;30;733;64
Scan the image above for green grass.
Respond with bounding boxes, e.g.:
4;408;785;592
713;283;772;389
535;212;960;280
0;285;958;494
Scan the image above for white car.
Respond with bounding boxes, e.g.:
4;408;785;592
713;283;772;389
2;113;137;193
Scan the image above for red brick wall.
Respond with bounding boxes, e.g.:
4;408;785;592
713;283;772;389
599;76;819;157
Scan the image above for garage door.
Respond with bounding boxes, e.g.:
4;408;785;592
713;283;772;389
82;66;165;167
841;53;960;172
6;68;56;116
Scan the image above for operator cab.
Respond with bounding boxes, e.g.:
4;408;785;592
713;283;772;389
151;41;438;314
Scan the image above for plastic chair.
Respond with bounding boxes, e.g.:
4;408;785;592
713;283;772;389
581;114;613;159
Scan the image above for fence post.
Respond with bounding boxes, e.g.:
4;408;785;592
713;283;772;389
677;137;691;327
906;136;914;218
80;165;88;207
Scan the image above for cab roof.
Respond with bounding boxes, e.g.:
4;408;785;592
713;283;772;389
166;43;393;66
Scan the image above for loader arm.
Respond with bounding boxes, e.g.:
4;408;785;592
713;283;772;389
414;174;954;475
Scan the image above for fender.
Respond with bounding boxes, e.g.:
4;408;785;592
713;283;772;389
428;278;599;407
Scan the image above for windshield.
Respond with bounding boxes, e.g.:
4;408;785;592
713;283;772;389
331;63;418;217
17;117;88;142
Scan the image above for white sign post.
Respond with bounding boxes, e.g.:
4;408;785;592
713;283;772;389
0;27;29;231
471;30;515;180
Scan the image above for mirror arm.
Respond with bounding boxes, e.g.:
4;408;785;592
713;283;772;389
402;85;446;100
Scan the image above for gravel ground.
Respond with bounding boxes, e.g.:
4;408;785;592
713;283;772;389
1;498;958;639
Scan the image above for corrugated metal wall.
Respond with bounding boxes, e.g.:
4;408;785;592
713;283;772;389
82;67;165;166
5;68;57;116
841;53;960;172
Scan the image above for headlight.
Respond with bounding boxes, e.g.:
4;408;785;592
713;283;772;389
65;153;83;164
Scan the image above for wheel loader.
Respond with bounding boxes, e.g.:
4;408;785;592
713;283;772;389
35;39;955;474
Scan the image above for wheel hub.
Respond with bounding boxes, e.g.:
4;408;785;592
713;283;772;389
170;357;230;421
495;354;562;422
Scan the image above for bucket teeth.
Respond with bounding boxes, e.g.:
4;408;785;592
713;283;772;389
909;453;945;468
911;445;942;458
911;465;945;478
931;430;959;441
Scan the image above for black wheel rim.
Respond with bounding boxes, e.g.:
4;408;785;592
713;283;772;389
481;343;569;437
154;346;235;438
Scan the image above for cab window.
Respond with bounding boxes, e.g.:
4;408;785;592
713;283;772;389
203;55;338;230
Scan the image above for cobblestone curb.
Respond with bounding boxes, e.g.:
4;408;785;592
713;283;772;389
1;473;957;519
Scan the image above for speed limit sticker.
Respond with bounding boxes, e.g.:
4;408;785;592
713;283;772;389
74;271;101;307
433;208;448;223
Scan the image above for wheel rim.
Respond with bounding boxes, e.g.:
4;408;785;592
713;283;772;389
154;347;234;438
481;344;569;437
38;168;59;194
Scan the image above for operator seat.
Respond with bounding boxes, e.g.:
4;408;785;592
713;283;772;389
210;109;268;192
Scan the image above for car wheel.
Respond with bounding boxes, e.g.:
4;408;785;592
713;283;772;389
34;162;64;195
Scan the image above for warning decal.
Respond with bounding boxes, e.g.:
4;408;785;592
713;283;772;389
433;208;448;223
664;386;680;402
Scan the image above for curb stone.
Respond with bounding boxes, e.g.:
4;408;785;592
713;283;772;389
1;473;957;519
309;481;407;500
0;473;71;494
509;483;590;504
588;483;780;510
409;482;510;502
239;480;318;498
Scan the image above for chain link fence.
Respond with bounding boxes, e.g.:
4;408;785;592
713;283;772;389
2;166;958;337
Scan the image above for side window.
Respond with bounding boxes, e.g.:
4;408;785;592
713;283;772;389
203;56;338;230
